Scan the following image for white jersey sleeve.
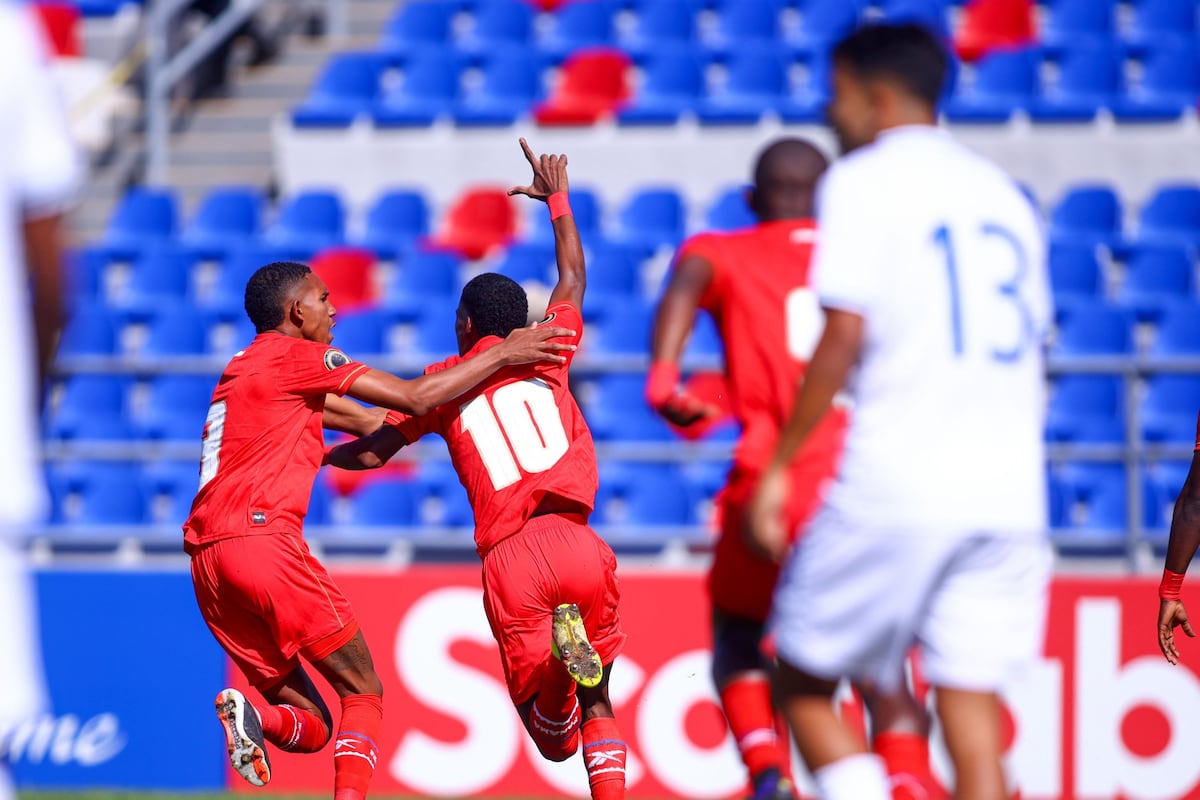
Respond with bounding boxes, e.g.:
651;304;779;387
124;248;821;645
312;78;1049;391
811;159;887;317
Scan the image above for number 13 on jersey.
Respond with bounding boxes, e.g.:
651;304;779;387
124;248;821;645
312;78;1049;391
460;379;570;491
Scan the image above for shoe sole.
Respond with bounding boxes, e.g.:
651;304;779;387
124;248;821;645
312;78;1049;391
552;603;603;688
215;688;271;787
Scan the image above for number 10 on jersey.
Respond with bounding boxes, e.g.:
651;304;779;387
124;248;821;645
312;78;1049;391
460;379;570;491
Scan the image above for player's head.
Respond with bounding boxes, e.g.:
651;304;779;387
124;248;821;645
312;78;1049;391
828;23;947;154
747;138;829;222
244;261;337;344
456;272;529;356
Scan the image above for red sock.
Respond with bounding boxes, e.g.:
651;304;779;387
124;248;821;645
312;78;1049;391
333;694;383;800
530;659;582;760
257;703;331;753
581;717;626;800
720;674;786;779
873;731;943;800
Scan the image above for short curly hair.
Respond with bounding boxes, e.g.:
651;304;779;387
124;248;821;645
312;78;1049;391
244;261;312;333
460;272;529;339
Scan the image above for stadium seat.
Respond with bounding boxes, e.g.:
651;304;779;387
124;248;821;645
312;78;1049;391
1115;244;1195;320
329;309;387;357
523;187;602;243
48;375;130;440
372;49;461;127
496;243;556;284
75;0;137;17
586;242;643;303
427;188;517;260
1149;301;1200;355
203;244;291;314
1126;0;1198;52
614;188;685;250
140;462;199;527
1114;40;1200;121
113;247;195;312
704;0;781;57
291;52;388;128
684;312;723;359
943;45;1037;122
208;316;258;358
1049;184;1123;248
954;0;1036;62
697;48;788;124
65;247;108;301
1031;42;1123;122
787;0;863;54
534;49;631;125
1053;303;1136;355
359;190;430;259
589;302;653;354
616;46;706;124
454;51;544;126
137;375;216;441
457;0;536;58
1048;242;1104;308
383;249;463;316
415;306;461;357
618;0;697;59
1141;375;1200;444
99;188;178;260
595;464;693;525
59;466;146;526
539;1;616;61
311;247;377;311
1144;461;1188;535
778;48;833;122
378;1;455;52
181;186;264;258
878;0;951;36
265;191;345;259
1136;184;1200;248
1039;0;1115;52
57;306;119;356
1044;375;1124;443
704;186;755;231
346;478;418;527
413;465;474;527
141;308;211;356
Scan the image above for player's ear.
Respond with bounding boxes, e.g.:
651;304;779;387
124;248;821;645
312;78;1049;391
745;187;761;217
286;296;304;327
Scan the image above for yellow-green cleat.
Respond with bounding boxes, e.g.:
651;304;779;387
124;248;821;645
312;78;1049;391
551;603;603;688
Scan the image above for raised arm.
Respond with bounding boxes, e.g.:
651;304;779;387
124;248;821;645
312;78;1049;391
322;394;387;436
508;138;585;310
346;323;576;416
1158;449;1200;664
645;254;721;427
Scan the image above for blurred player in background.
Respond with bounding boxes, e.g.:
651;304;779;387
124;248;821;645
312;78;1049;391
748;23;1052;800
186;261;574;800
0;3;80;800
1156;415;1200;664
326;140;629;800
648;138;935;800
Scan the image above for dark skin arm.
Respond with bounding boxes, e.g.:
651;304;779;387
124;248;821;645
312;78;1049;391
649;254;721;426
508;137;586;310
1158;452;1200;664
745;307;864;561
24;213;66;404
325;425;410;470
322;394;387;436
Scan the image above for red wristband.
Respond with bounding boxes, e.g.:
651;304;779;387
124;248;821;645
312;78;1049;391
1161;569;1186;601
383;410;404;428
547;191;571;220
646;360;681;409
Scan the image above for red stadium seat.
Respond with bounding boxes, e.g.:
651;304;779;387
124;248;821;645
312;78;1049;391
955;0;1036;63
427;188;517;261
310;246;377;311
534;48;632;126
31;1;80;57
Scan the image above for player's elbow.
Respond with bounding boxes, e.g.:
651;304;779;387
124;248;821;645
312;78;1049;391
401;393;435;418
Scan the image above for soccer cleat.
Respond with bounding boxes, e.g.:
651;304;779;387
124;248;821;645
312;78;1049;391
750;767;798;800
215;688;272;787
551;603;603;688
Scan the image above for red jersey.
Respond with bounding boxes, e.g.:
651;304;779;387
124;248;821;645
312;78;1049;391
674;219;848;471
388;302;595;558
183;333;370;553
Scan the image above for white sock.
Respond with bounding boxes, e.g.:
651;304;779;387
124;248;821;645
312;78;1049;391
813;753;891;800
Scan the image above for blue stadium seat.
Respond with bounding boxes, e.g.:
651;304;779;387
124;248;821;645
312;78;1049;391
1144;461;1190;534
379;1;455;52
595;464;694;525
1136;184;1200;247
1150;301;1200;355
203;244;291;314
615;188;686;250
1115;40;1200;121
415;306;461;357
1141;375;1200;443
99;188;178;260
586;242;643;303
1127;0;1198;51
140;462;199;527
1048;242;1104;308
458;0;535;58
496;243;556;284
347;479;418;527
786;0;863;54
48;375;130;440
704;0;781;57
619;0;698;58
141;308;211;356
877;0;950;36
292;52;388;128
114;247;195;312
359;190;430;259
58;466;146;526
1049;184;1123;248
209;316;258;359
1052;463;1128;550
540;1;616;61
684;311;723;359
65;248;108;301
778;48;832;122
1031;42;1122;122
137;375;216;441
1054;303;1136;355
182;186;264;258
1044;375;1124;443
705;186;754;231
384;249;462;315
58;306;120;356
616;46;706;124
524;187;602;244
373;49;461;127
412;462;474;527
697;48;788;124
454;51;544;126
944;46;1038;123
589;302;653;354
265;191;345;258
1040;0;1116;52
331;309;387;357
1115;244;1195;320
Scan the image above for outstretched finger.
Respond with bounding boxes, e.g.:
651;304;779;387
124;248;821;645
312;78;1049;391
519;137;537;166
1184;618;1196;638
508;184;534;197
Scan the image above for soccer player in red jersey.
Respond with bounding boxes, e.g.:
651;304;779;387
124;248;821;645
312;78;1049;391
185;260;575;800
647;138;935;800
1157;412;1200;665
325;140;629;800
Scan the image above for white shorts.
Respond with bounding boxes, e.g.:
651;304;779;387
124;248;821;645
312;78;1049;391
0;542;45;729
770;511;1053;694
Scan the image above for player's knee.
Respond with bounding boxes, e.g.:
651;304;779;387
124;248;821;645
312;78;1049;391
536;741;577;763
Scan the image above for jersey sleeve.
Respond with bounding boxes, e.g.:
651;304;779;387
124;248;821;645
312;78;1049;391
674;233;727;312
811;162;886;317
533;301;583;372
279;339;371;397
385;409;442;444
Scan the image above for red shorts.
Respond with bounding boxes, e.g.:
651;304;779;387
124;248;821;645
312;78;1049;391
190;533;359;689
709;464;826;622
481;515;626;706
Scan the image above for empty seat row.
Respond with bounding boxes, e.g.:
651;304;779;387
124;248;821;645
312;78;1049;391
1051;242;1200;318
1045;373;1200;444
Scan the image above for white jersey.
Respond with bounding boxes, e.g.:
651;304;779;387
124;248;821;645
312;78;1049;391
0;0;80;529
813;125;1050;535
